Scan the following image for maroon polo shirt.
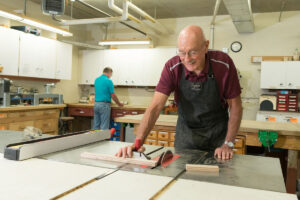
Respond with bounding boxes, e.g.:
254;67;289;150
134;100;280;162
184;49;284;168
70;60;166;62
156;50;241;108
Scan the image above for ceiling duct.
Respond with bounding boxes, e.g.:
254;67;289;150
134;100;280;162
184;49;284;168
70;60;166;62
222;0;255;33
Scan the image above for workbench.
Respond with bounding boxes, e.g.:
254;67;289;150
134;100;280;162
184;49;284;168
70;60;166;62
0;104;66;135
0;130;297;199
114;114;300;194
67;103;147;139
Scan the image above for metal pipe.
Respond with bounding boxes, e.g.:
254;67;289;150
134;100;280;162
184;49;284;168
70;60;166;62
127;1;156;23
74;0;146;36
108;0;141;23
210;0;222;49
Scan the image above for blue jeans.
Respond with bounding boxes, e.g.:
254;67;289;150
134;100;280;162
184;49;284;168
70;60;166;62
93;102;111;130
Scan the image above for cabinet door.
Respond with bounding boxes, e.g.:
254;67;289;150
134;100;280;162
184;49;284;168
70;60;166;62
0;27;20;76
56;41;72;80
260;61;286;89
19;33;56;79
285;61;300;89
80;50;102;84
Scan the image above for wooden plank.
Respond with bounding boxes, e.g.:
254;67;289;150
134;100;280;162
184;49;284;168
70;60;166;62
0;104;66;112
157;179;297;200
286;150;298;194
240;120;300;136
81;152;158;167
186;164;219;172
240;132;300;150
67;103;148;110
115;114;300;136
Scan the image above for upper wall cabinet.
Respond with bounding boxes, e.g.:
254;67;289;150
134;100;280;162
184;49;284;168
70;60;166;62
261;61;300;89
19;33;57;79
80;48;176;86
56;41;72;80
80;50;102;84
0;26;20;76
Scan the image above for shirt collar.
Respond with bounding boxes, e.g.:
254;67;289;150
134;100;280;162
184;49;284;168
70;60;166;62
183;53;209;79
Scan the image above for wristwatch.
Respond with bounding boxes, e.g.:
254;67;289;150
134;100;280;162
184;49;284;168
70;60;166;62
224;141;234;148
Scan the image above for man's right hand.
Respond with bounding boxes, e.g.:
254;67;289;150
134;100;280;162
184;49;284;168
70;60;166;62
115;138;145;158
118;103;124;107
115;144;145;158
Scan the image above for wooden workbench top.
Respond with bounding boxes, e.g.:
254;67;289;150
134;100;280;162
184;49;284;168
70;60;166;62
0;104;66;112
67;103;148;110
114;114;300;136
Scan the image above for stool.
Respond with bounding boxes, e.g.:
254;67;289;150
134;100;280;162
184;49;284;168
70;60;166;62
59;116;74;135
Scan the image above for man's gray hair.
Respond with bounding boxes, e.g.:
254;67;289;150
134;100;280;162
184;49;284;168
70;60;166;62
103;67;113;73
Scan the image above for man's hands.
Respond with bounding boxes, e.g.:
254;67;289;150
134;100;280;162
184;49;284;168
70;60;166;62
118;103;124;107
115;138;145;158
214;144;234;160
115;144;145;158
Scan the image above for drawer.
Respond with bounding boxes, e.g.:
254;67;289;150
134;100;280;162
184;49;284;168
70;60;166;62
129;111;139;115
8;111;33;118
0;113;7;119
169;141;174;147
42;109;59;116
8;121;35;131
0;124;7;130
157;131;169;141
147;130;157;140
234;138;244;148
68;107;94;117
157;140;169;147
144;139;157;146
169;132;176;141
233;148;244;155
34;119;57;133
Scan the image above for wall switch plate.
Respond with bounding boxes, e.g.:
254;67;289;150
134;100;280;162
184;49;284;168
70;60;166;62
222;48;229;54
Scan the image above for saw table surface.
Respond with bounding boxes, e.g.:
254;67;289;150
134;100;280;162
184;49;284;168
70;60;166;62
157;179;297;200
42;141;286;193
0;153;113;200
60;170;173;200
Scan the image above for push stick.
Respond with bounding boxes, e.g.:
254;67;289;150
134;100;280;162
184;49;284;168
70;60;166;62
185;164;219;172
81;152;158;167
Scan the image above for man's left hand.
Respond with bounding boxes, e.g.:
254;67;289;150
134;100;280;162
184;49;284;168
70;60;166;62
214;144;233;160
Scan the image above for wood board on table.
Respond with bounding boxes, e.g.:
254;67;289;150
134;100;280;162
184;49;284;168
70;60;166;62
60;170;173;200
0;156;113;200
114;114;300;136
157;179;297;200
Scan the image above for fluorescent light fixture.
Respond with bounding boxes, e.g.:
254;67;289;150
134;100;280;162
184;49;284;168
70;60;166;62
99;38;151;46
22;19;72;36
0;10;23;21
0;9;72;36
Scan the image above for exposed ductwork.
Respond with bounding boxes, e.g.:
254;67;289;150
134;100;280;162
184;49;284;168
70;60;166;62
59;0;171;36
223;0;255;33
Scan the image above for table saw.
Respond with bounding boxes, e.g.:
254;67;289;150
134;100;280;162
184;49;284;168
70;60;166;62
0;130;297;200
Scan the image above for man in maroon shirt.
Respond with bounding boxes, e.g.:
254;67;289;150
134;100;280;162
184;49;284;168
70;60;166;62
116;25;242;160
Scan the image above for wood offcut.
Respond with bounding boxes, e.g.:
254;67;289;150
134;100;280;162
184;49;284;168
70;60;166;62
81;152;158;167
185;164;219;172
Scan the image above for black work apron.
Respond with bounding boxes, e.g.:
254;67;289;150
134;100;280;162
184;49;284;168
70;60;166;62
175;58;229;151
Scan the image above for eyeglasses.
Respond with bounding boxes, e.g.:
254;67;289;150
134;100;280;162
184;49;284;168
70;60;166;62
177;48;204;58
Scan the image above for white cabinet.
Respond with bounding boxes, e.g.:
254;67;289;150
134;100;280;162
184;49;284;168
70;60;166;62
56;41;72;80
0;26;20;76
261;61;300;89
19;33;56;79
80;48;176;86
80;50;102;84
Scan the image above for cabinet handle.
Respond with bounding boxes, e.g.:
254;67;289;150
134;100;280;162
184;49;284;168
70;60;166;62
279;83;283;86
288;83;292;86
